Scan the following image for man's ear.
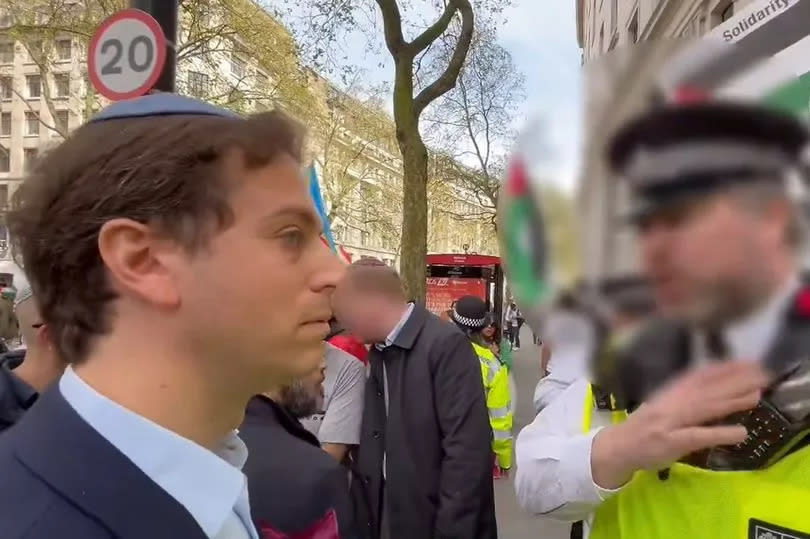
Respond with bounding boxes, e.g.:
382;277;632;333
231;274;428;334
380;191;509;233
97;218;181;309
36;323;52;349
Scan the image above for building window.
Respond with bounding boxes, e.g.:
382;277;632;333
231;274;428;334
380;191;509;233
0;148;9;172
360;230;369;246
0;76;11;100
0;42;12;64
721;1;735;22
628;10;639;43
55;39;72;61
0;112;10;136
54;73;70;97
26;74;41;98
255;70;269;89
54;110;69;133
230;54;246;78
187;71;209;97
0;12;11;28
27;40;42;62
333;224;345;242
23;148;38;171
25;111;39;136
0;184;7;208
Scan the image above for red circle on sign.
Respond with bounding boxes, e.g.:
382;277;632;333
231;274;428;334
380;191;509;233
88;8;167;101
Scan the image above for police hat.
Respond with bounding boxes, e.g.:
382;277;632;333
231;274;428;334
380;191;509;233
607;102;810;222
451;295;489;330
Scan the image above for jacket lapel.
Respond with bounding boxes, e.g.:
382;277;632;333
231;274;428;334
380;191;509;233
13;387;207;539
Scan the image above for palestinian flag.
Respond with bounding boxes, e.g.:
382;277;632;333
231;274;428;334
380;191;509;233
497;156;551;309
660;0;810;118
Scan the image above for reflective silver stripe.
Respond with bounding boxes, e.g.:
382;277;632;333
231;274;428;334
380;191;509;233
487;365;498;384
481;358;498;383
493;429;512;441
490;405;511;419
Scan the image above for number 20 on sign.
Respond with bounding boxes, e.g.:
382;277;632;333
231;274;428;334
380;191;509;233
88;9;167;101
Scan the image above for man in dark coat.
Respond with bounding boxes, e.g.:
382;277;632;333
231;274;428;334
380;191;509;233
241;362;356;538
332;259;497;539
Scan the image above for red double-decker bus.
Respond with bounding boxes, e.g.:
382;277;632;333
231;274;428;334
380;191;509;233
425;253;505;326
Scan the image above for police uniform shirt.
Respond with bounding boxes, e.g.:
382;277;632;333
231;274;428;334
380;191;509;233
514;275;799;537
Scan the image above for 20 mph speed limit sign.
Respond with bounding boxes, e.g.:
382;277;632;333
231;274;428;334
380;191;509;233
88;9;167;101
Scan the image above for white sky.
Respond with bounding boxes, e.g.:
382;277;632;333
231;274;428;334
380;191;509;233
500;0;583;193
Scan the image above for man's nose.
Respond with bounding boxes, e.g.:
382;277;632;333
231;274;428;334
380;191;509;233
311;245;347;292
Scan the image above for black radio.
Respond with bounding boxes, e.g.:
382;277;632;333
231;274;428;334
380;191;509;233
681;369;810;471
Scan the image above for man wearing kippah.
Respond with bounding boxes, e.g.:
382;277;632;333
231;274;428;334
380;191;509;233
0;94;344;539
515;101;810;538
0;285;63;432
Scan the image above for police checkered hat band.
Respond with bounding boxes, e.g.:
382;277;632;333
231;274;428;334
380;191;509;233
451;308;487;329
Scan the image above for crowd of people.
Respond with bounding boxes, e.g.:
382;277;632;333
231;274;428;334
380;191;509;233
0;90;808;539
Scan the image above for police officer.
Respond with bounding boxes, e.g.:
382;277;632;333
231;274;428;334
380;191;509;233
450;295;514;476
515;101;810;538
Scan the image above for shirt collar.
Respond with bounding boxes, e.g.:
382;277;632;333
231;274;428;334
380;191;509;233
376;303;414;350
724;274;800;362
59;367;249;538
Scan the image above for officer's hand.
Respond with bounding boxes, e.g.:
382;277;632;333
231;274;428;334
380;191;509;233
591;361;769;490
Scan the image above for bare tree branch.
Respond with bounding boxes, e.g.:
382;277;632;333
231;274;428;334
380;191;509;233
413;0;473;116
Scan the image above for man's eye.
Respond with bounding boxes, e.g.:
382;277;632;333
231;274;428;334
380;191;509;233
280;229;305;249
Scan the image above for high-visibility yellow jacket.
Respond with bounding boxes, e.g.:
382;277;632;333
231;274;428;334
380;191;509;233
583;383;810;539
473;342;513;469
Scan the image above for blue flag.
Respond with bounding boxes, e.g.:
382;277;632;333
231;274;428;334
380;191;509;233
308;164;337;252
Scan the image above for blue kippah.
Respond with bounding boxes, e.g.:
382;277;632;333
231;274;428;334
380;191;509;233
89;93;241;123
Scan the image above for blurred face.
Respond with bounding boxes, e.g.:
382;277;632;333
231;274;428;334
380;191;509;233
482;324;496;339
331;283;392;344
176;154;345;388
638;191;783;326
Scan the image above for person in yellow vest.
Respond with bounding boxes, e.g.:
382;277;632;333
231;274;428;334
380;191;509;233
450;295;514;476
515;101;810;538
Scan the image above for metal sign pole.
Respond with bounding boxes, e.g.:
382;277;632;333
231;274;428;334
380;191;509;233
129;0;178;92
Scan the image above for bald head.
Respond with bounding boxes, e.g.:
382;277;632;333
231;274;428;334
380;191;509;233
11;286;64;393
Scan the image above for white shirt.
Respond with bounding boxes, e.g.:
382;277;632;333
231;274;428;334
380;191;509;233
515;277;799;535
59;367;258;539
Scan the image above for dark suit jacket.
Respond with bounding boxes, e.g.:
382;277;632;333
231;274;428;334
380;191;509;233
0;361;37;433
0;387;208;539
352;304;497;539
240;395;356;538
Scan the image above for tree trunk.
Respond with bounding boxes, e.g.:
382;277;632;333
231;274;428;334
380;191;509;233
398;130;429;301
392;55;428;302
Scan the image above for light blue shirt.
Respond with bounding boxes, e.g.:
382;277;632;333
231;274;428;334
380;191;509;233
376;302;415;351
59;367;259;539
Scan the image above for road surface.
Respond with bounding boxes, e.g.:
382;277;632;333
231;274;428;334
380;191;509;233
495;326;570;539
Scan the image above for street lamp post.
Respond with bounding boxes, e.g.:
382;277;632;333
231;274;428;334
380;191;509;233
129;0;178;92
